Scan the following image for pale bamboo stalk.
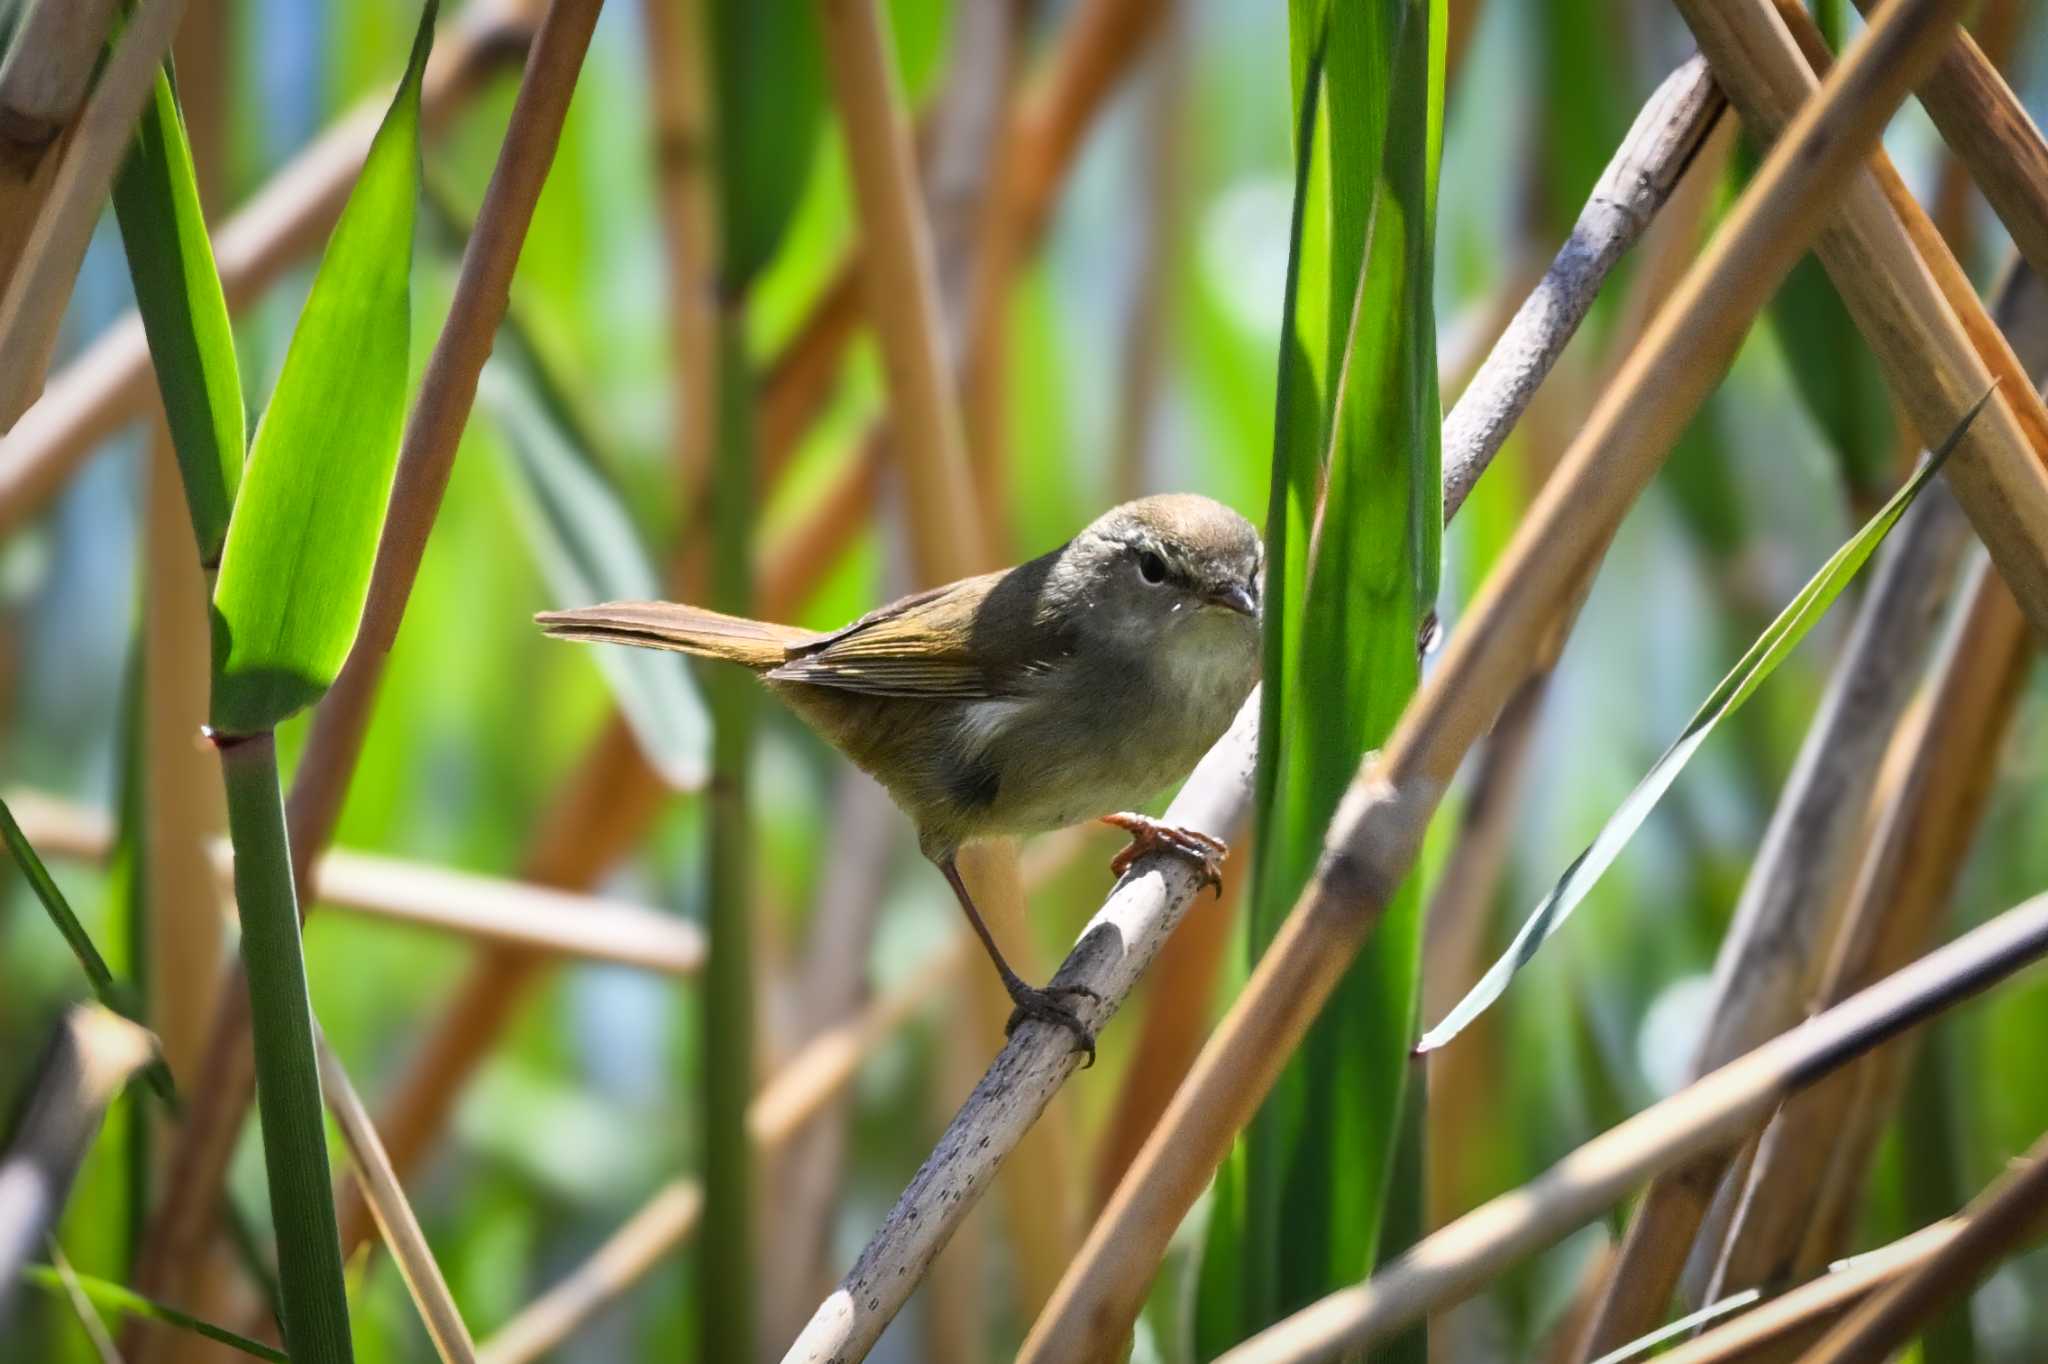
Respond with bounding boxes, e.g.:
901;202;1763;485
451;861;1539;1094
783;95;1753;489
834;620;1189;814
1801;1131;2048;1362
0;1007;156;1329
475;938;970;1364
1676;0;2048;638
0;0;187;427
131;0;605;1326
1006;7;1965;1360
1843;0;2048;285
0;1;531;532
1441;52;1723;519
1210;894;2048;1364
1706;557;2033;1298
6;790;703;976
317;1038;477;1364
0;0;119;299
1633;1221;1959;1364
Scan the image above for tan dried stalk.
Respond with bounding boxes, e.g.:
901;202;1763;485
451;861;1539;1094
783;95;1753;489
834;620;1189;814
1006;5;1965;1359
1676;0;2048;636
1610;1220;1959;1364
1801;1130;2048;1362
318;1038;477;1364
6;788;705;976
1210;894;2048;1363
1842;0;2048;283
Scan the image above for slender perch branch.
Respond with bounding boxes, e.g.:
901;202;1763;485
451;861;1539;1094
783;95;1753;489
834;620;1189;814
780;40;1746;1357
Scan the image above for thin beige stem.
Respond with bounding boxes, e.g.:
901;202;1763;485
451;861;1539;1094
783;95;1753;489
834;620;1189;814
7;789;704;977
317;1038;476;1364
1800;1131;2048;1362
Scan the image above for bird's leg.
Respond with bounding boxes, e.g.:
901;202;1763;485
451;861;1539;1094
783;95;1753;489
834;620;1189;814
1100;811;1228;895
938;855;1100;1065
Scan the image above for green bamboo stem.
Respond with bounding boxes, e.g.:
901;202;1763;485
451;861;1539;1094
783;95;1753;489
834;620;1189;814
216;730;352;1364
698;301;757;1362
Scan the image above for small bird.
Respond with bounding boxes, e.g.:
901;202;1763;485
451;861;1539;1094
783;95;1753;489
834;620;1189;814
538;493;1263;1058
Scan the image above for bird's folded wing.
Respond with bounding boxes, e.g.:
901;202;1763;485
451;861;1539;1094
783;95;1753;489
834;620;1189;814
765;571;1039;699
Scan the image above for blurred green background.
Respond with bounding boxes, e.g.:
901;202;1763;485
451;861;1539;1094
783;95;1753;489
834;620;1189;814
5;0;2048;1360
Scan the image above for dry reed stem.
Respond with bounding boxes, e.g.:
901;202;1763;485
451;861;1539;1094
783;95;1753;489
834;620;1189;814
1643;1221;1960;1364
142;429;230;1084
0;2;530;534
1211;892;2048;1364
1801;1131;2048;1362
1708;556;2033;1297
1578;260;2048;1355
0;1007;156;1327
0;0;187;427
0;0;118;298
816;0;981;586
1843;0;2048;285
6;787;704;976
1441;52;1723;519
1025;9;1964;1361
475;937;970;1364
317;1038;477;1364
133;0;602;1321
1678;0;2048;638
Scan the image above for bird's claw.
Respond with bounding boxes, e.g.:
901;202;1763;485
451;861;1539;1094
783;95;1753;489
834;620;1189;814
1101;811;1228;896
1004;981;1101;1067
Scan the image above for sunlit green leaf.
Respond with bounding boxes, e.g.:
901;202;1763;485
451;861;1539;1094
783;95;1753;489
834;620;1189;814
113;65;246;565
707;0;826;289
1419;391;1992;1053
208;1;436;733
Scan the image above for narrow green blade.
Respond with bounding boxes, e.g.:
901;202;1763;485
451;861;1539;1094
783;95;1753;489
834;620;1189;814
1418;390;1993;1054
20;1264;289;1363
112;65;245;565
706;0;826;290
208;1;437;733
480;367;710;787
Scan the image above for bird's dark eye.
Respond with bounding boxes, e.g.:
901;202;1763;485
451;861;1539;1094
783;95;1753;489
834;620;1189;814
1138;550;1168;585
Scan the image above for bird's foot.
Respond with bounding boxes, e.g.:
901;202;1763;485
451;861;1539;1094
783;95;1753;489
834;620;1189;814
1003;980;1102;1067
1101;811;1228;895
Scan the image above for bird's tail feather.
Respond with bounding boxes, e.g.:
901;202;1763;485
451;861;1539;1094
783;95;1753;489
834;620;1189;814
536;601;818;670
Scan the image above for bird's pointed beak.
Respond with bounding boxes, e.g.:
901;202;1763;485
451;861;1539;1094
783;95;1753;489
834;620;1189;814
1205;583;1258;617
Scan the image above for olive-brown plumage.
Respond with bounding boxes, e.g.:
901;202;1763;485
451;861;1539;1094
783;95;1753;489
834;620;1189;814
538;493;1263;1056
